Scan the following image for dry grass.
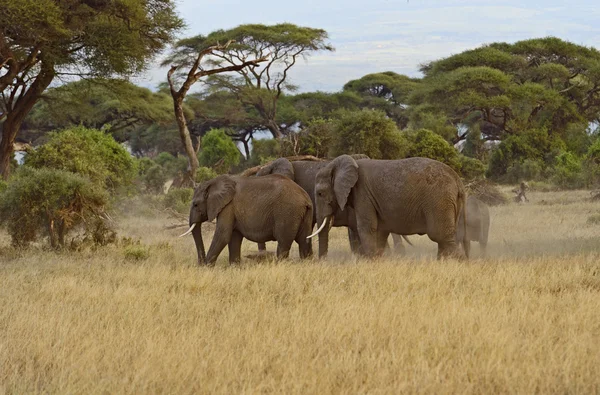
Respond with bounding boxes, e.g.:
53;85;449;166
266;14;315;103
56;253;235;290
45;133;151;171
2;189;600;394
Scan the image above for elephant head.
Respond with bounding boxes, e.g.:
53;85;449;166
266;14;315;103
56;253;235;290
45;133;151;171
179;175;236;265
309;155;359;238
255;158;295;180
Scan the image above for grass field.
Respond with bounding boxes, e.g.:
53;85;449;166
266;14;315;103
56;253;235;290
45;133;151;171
1;189;600;393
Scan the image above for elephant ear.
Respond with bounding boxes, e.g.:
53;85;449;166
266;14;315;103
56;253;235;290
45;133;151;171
256;158;295;180
206;175;236;221
331;155;359;210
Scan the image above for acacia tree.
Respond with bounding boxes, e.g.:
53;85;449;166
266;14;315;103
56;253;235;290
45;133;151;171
0;0;183;179
203;24;334;139
164;34;268;181
413;37;600;143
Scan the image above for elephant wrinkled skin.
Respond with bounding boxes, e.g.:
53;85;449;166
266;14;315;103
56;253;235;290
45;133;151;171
184;174;313;265
256;155;368;257
312;155;469;259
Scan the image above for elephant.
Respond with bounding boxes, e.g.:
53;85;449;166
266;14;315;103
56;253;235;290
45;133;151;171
179;174;313;265
457;195;490;255
310;155;469;259
255;155;369;257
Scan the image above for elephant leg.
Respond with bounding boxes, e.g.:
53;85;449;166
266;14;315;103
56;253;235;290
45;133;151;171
348;227;362;255
205;209;234;265
257;242;267;252
376;231;390;255
276;239;294;260
437;240;461;260
392;234;406;255
355;211;380;258
228;230;243;264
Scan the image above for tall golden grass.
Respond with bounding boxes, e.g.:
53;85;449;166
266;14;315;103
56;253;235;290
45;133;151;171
1;189;600;394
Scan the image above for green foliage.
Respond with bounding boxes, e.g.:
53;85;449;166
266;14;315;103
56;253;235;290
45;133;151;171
0;167;109;249
331;109;409;159
250;139;282;165
280;118;336;158
459;155;486;180
549;152;584;189
142;165;168;194
27;79;174;137
405;129;462;172
154;153;188;179
488;128;565;180
195;167;218;184
123;246;151;261
505;159;544;184
0;180;7;194
25;126;136;191
198;129;241;174
163;188;194;214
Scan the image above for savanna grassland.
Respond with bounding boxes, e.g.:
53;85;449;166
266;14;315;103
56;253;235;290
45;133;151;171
2;189;600;394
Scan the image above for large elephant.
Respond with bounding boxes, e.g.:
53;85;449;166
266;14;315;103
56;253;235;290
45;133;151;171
310;155;469;259
179;174;313;265
255;155;368;257
457;195;490;255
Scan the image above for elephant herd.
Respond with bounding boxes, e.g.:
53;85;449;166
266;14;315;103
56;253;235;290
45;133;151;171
179;155;491;265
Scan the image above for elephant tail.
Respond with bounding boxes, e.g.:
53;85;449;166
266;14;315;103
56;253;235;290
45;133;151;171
458;189;470;259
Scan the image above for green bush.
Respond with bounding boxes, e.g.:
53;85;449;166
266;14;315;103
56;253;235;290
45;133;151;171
0;167;110;249
331;109;409;159
198;129;241;173
24;126;136;191
280;118;335;158
195;167;218;184
123;245;151;261
154;152;188;178
505;159;544;183
251;138;281;165
406;129;461;172
142;164;168;194
582;139;600;187
163;188;193;214
0;180;7;194
551;151;584;189
488;128;566;180
459;155;486;180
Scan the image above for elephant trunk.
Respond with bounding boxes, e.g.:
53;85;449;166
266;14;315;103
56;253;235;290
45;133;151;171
192;224;206;265
308;215;331;239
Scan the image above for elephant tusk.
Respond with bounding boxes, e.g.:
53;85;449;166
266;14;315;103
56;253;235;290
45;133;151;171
178;223;197;237
307;217;328;239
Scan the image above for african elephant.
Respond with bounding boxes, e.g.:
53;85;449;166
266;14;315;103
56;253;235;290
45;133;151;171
255;155;369;257
311;155;469;259
457;195;490;255
179;174;313;265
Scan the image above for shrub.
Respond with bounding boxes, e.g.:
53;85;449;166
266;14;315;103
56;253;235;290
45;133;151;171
505;159;544;183
198;129;241;173
142;164;168;194
586;213;600;225
280;118;334;158
582;139;600;187
163;188;193;214
331;109;409;159
406;129;461;172
251;138;281;165
0;167;110;249
154;152;188;178
487;128;566;180
464;179;508;206
195;167;218;184
123;245;150;261
24;126;136;191
459;155;486;180
551;151;584;189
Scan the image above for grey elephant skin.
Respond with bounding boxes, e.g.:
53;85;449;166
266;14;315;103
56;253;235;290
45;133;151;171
457;195;490;254
256;155;368;257
185;174;313;265
312;155;469;259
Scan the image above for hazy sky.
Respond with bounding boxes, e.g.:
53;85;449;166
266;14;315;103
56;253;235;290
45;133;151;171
136;0;600;92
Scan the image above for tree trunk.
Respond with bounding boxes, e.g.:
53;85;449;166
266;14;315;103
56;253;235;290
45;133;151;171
172;96;200;182
265;120;283;139
0;60;55;179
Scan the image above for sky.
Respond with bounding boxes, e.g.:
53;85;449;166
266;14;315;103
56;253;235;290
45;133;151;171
135;0;600;93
